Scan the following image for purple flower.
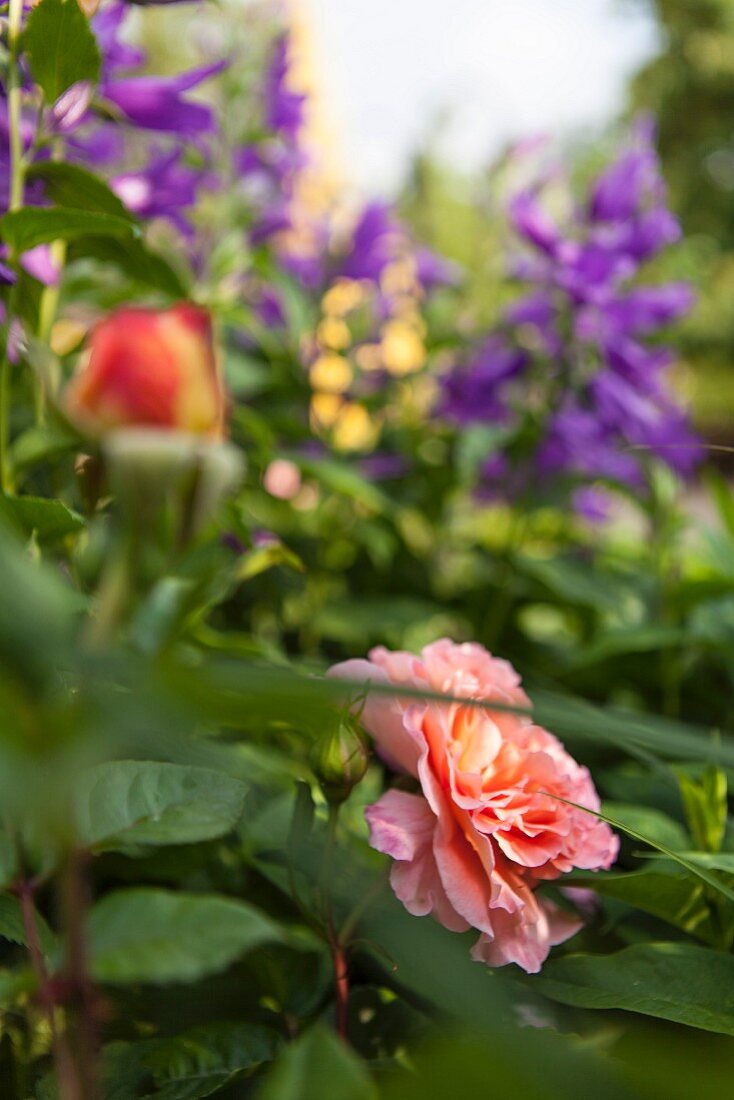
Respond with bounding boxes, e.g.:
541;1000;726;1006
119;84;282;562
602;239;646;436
415;246;462;289
589;116;662;223
112;147;207;234
263;34;307;140
359;453;409;480
339;202;401;282
441;115;699;515
49;82;94;134
255;286;286;328
441;338;527;425
509;189;562;257
93;2;146;76
603;284;695;335
103;60;226;136
20;245;60;285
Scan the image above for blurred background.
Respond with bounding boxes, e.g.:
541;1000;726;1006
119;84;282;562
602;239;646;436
294;0;734;442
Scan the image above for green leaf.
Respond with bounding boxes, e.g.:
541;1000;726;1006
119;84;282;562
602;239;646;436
297;457;393;515
0;207;134;253
677;765;728;853
236;542;305;583
647;851;734;873
705;469;734;541
0;832;18;891
74;761;247;852
0;517;78;690
520;554;628;613
0;493;84;543
256;1025;377;1100
25;163;134;221
601;801;689;851
37;1041;158;1100
11;424;81;475
531;943;734;1035
68;235;188;297
532;688;734;770
88;889;280;984
572;867;716;942
23;0;101;103
142;1023;280;1100
0;893;56;955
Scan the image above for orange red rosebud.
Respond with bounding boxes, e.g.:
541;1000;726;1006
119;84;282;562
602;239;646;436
65;304;226;439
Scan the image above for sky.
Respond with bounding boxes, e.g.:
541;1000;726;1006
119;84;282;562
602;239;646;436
301;0;659;194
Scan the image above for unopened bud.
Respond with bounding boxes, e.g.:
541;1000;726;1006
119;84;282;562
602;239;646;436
311;715;369;805
103;429;244;539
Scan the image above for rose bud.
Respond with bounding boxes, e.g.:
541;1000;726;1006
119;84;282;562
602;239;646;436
64;303;225;439
311;714;370;805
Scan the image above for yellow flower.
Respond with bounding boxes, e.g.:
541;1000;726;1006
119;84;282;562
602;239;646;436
310;353;353;393
332;403;378;451
381;320;425;376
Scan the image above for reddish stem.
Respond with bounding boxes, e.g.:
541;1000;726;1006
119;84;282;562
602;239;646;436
332;940;349;1042
16;880;79;1097
59;850;99;1100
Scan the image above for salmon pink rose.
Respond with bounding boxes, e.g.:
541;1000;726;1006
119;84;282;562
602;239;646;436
329;639;617;973
65;303;225;438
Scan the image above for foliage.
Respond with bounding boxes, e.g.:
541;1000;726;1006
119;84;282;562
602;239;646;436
0;1;733;1098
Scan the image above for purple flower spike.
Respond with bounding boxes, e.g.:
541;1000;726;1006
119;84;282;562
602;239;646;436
441;114;700;516
263;34;307;140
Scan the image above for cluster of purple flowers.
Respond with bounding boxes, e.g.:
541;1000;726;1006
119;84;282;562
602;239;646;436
237;42;444;308
0;0;222;275
442;118;701;514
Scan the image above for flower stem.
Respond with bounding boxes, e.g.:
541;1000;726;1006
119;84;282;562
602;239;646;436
59;850;99;1100
320;803;350;1041
1;0;27;495
7;0;25;214
16;879;79;1100
0;356;12;493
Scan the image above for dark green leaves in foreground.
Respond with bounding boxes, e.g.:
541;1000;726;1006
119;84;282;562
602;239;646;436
74;761;247;852
531;943;734;1035
26;162;135;221
0;893;56;955
257;1026;377;1100
23;0;101;103
0;207;135;253
40;1024;281;1100
143;1023;281;1100
88;889;279;984
0;493;84;544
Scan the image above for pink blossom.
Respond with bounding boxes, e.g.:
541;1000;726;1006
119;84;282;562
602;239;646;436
329;639;617;973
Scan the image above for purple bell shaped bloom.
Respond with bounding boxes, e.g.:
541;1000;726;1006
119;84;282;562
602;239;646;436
589;116;661;223
112;147;206;235
50;82;94;134
20;245;60;286
249;203;292;246
0;258;16;286
339;202;401;283
255;286;286;328
603;283;695;335
509;189;562;257
93;2;146;76
103;59;226;136
68;123;127;168
441;337;527;425
414;246;462;289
